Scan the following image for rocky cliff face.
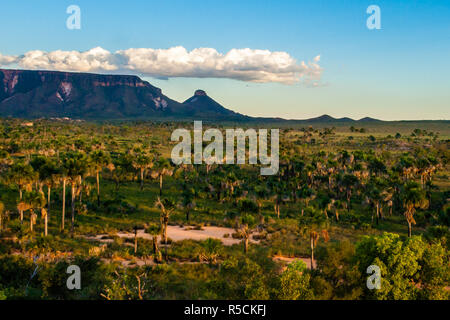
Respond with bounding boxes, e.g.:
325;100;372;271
0;69;185;119
0;69;248;120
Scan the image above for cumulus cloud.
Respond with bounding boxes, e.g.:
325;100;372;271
19;47;118;72
0;53;18;66
1;46;323;85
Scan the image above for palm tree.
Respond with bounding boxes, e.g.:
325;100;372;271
8;162;35;223
208;170;226;201
401;182;429;237
198;238;222;264
268;177;285;219
416;156;439;187
39;160;60;235
181;185;196;223
151;158;173;196
155;197;175;245
309;229;329;270
237;214;256;254
133;225;139;254
132;151;153;191
62;152;88;234
317;193;331;220
368;157;387;177
146;224;162;263
253;182;269;211
290;158;306;203
298;187;315;217
381;187;394;216
179;170;198;222
111;152;134;191
30;156;48;192
60;165;68;232
310;231;320;270
328;199;345;222
341;174;358;211
17;191;46;233
89;150;111;206
395;156;416;181
366;178;387;225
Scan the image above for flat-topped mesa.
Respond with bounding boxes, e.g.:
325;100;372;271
1;69;153;90
0;68;249;120
0;68;171;119
194;89;207;96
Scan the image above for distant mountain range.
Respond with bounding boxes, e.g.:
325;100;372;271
0;68;379;122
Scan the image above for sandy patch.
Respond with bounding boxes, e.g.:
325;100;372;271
83;225;258;246
165;225;249;246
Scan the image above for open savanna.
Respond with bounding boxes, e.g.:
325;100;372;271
0;118;448;300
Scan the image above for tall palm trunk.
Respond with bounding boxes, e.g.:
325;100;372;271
134;228;138;254
186;208;190;222
61;179;66;231
274;198;280;219
376;202;380;225
47;186;51;218
71;183;75;234
152;235;161;263
46;186;51;236
347;191;351;211
152;236;158;254
162;221;168;261
407;221;412;238
96;170;100;206
140;168;144;190
310;238;315;270
44;212;48;236
30;210;34;232
79;177;83;205
19;188;23;223
163;221;168;244
159;174;163;196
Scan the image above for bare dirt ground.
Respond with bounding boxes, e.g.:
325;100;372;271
81;227;317;269
84;225;259;246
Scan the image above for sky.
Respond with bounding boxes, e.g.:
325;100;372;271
0;0;449;120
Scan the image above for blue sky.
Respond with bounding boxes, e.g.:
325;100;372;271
0;0;449;120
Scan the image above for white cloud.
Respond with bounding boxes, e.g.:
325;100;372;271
19;47;118;72
1;46;323;85
0;53;18;66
